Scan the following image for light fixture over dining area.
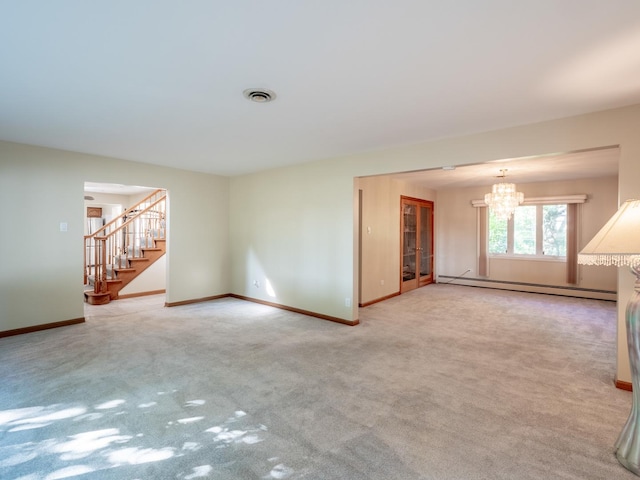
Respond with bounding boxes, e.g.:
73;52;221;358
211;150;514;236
484;169;524;220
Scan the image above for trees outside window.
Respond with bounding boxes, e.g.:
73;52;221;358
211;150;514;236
542;204;567;256
513;205;536;255
488;210;507;254
488;204;567;258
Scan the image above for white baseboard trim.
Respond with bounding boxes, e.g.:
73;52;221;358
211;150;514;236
437;276;616;301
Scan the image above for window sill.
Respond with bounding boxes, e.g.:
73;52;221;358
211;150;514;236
489;255;567;263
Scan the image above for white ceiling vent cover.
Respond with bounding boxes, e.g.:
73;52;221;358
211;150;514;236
243;89;276;103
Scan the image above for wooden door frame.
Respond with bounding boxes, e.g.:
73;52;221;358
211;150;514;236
400;196;434;294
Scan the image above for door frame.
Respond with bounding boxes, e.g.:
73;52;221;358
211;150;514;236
400;196;434;294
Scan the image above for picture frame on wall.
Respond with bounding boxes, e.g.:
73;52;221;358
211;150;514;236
87;207;102;218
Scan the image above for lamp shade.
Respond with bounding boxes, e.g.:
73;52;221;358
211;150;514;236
578;199;640;266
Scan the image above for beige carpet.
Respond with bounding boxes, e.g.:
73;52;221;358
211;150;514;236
0;284;635;479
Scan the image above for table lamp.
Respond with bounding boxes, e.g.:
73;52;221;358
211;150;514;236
578;199;640;475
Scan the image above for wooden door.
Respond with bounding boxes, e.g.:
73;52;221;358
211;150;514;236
401;197;434;293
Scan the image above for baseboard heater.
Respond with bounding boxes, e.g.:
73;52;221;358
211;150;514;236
437;276;616;300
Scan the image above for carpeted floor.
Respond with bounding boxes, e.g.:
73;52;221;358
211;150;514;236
0;284;635;479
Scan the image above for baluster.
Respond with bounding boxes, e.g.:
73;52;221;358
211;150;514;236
93;236;100;294
84;237;88;285
99;237;107;294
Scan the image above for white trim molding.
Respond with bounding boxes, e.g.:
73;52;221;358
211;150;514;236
471;194;588;208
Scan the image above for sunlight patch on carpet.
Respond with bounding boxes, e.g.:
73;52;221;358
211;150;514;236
0;392;295;479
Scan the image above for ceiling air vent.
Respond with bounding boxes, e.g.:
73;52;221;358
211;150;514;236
243;89;276;103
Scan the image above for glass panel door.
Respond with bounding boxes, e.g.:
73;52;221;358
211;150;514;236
401;196;434;293
402;203;417;285
418;203;433;285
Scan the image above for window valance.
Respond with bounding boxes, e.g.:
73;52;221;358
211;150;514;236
471;194;587;208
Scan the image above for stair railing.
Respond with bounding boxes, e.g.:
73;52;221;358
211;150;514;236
93;236;108;296
84;189;166;290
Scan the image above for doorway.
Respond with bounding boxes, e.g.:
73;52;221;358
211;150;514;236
83;182;167;301
400;196;434;293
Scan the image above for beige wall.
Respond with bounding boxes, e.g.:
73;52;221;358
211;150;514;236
0;141;230;332
357;175;435;305
436;176;619;295
230;104;640;384
357;175;618;304
3;104;640;384
229;161;356;319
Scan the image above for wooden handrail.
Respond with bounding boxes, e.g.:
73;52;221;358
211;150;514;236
84;190;166;293
105;197;166;239
88;189;165;238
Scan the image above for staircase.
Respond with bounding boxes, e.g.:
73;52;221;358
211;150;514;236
84;189;166;305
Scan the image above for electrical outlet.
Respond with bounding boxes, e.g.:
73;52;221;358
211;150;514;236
345;298;351;307
380;279;384;285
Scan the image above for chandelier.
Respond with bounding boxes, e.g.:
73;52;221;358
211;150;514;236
484;169;524;220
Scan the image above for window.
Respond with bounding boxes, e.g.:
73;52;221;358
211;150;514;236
488;204;567;258
542;204;567;256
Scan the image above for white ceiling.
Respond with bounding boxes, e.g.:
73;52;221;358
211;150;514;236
387;147;619;190
2;2;640;178
84;182;157;196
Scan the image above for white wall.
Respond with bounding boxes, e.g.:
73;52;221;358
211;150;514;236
83;191;129;230
119;256;166;296
0;141;229;332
